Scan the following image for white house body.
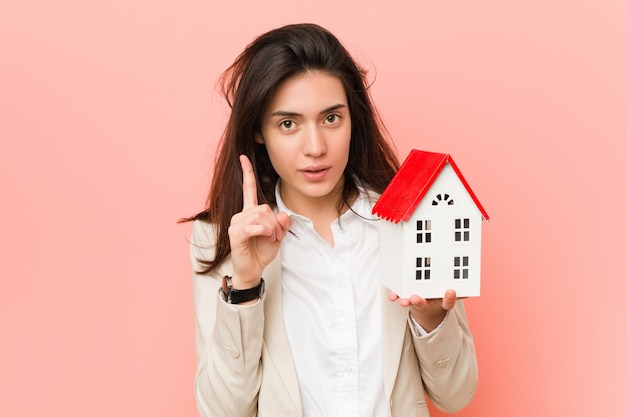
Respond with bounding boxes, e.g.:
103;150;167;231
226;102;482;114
373;150;489;299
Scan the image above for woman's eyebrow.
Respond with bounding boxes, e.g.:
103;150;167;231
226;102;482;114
270;110;300;117
269;103;347;118
319;103;347;114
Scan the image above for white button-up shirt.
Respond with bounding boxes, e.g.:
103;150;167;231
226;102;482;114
276;184;386;417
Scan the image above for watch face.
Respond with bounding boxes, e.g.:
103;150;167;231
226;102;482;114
221;275;232;302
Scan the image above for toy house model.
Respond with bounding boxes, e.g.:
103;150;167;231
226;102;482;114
372;149;489;299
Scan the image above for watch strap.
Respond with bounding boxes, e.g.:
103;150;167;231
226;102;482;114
221;276;265;304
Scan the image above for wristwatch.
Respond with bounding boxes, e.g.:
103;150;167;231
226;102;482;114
220;276;265;304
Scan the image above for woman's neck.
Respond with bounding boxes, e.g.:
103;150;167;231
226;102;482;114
281;187;358;247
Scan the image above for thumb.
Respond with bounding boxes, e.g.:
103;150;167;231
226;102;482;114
276;211;292;240
442;289;457;311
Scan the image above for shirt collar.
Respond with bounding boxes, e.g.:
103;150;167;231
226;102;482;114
274;179;378;227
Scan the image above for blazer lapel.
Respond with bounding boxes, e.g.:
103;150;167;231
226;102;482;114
380;287;409;402
262;251;302;412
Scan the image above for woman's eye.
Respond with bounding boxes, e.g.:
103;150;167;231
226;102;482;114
325;114;340;124
280;120;294;129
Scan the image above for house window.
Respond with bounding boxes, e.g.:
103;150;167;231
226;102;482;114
432;193;454;206
453;256;469;279
454;218;470;242
416;257;431;280
416;220;432;244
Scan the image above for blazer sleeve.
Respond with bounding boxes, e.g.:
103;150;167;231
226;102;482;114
409;300;478;413
191;220;265;417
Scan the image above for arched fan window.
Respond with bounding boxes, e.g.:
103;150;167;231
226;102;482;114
432;193;454;206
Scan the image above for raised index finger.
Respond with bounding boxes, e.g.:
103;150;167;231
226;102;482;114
240;154;258;210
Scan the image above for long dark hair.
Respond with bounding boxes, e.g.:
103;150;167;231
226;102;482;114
183;23;399;273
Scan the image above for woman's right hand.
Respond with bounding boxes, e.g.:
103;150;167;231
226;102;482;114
228;155;291;289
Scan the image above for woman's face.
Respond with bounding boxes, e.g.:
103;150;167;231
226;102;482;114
257;70;352;214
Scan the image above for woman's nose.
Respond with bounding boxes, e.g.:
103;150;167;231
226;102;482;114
302;126;326;157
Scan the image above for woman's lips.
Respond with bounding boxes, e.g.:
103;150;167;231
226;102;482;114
300;165;330;181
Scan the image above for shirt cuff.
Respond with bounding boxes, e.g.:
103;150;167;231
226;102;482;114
409;311;449;337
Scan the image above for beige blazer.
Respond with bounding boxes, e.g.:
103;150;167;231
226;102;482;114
191;220;478;417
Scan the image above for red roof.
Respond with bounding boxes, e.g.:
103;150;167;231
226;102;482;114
372;149;490;223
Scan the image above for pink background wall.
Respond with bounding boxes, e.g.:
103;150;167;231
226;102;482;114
1;0;624;416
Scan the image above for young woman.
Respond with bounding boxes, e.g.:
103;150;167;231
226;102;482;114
187;23;477;417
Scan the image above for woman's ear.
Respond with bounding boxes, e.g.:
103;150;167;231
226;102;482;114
254;132;265;144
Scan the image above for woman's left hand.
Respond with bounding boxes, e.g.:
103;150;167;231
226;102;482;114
388;289;458;333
